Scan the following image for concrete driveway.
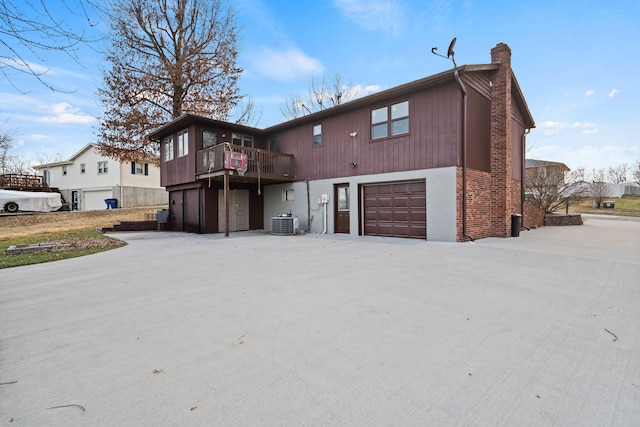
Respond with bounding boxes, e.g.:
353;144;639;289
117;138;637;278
1;218;639;426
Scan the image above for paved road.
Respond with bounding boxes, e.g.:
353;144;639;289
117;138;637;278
1;219;639;426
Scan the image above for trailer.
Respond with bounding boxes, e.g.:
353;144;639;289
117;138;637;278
0;189;62;213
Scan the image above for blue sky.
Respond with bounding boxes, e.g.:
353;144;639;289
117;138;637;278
2;0;639;172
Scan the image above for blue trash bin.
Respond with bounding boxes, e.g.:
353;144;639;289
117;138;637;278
105;198;118;209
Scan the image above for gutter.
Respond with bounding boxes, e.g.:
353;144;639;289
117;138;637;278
521;128;531;230
454;70;474;242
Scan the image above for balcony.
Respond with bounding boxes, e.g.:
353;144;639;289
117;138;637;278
196;144;295;183
1;174;50;191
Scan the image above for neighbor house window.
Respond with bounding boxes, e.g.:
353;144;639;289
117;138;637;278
62;166;67;176
164;136;174;161
80;163;86;174
313;124;322;147
371;100;409;139
178;129;188;157
283;189;295;201
98;161;108;174
131;161;148;175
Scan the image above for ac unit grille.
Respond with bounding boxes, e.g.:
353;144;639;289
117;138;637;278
271;217;298;235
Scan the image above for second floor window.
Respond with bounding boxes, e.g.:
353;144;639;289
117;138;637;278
98;161;108;175
131;161;148;175
202;130;217;149
232;133;253;148
80;163;86;174
178;129;188;157
313;124;322;147
62;166;67;176
371;100;409;139
164;136;174;161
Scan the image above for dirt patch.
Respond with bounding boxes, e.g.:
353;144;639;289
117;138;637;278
0;208;160;240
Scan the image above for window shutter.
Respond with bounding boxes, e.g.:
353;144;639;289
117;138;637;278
144;163;149;176
131;162;136;174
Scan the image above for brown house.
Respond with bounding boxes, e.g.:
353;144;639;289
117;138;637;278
149;43;535;241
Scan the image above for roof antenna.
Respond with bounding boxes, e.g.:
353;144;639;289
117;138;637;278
431;37;457;68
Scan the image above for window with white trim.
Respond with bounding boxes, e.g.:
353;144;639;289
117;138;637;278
164;136;174;161
371;100;409;139
62;166;67;176
177;129;188;157
313;124;322;147
80;163;86;174
98;161;108;175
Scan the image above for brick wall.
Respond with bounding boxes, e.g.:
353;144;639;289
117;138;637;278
524;202;545;228
545;214;583;226
457;167;493;241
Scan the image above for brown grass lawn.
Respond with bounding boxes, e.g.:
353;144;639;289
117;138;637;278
0;208;160;268
569;195;640;217
0;207;159;239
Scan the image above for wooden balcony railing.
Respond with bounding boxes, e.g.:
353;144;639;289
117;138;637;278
196;144;295;181
0;174;50;191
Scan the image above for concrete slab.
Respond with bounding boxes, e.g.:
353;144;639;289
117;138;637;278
1;219;639;426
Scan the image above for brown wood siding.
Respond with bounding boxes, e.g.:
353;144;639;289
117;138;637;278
268;81;462;181
511;119;524;180
161;124;197;187
361;180;426;239
466;86;491;172
463;71;492;99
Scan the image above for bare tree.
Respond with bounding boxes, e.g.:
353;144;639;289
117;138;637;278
525;167;586;214
0;0;100;92
281;73;365;120
607;163;629;183
234;96;262;128
0;126;13;174
588;168;611;208
96;0;242;161
633;159;640;185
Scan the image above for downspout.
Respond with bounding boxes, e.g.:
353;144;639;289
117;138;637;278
306;179;311;232
454;69;474;242
520;129;531;231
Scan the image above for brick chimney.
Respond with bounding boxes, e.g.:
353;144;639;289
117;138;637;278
490;43;513;237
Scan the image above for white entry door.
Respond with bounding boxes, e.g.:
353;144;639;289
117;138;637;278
218;189;250;232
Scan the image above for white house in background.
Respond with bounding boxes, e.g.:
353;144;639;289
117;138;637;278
33;143;167;211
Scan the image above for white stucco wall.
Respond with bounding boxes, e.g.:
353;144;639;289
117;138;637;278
264;167;458;242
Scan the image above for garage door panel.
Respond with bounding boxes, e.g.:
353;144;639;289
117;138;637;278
362;181;426;239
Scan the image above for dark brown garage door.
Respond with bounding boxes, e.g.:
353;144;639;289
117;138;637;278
362;181;426;239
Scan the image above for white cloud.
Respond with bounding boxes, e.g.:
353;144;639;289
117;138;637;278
333;0;404;36
608;89;619;98
541;120;599;136
247;47;324;81
584;90;594;96
37;102;96;125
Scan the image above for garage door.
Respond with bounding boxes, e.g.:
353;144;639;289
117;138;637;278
362;180;426;239
83;190;112;211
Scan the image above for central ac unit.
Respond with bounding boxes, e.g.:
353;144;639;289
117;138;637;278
271;216;298;235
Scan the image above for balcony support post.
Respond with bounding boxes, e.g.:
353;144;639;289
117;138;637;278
224;169;230;237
